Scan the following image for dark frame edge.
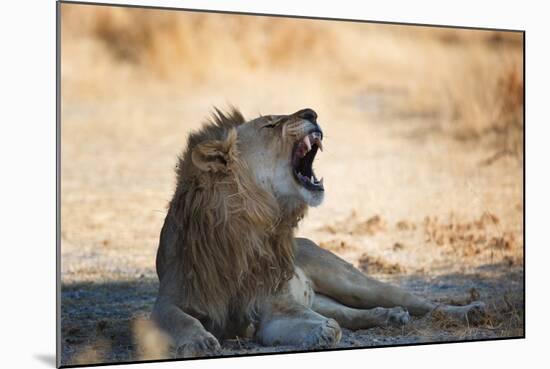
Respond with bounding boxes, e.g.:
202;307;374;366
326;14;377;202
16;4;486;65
58;0;525;33
522;30;526;339
56;0;62;368
58;335;525;369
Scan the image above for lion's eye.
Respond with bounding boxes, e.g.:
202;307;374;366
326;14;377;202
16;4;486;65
262;120;281;129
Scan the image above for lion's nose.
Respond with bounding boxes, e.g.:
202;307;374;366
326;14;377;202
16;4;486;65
294;108;318;123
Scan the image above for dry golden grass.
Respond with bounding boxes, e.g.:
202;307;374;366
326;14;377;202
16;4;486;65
132;318;172;360
70;337;111;365
61;5;523;170
319;213;388;236
59;3;523;365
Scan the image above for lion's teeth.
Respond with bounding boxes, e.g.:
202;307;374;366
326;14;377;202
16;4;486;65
303;135;311;151
310;176;315;184
309;132;323;151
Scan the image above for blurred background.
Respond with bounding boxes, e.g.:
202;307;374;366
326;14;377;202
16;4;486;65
60;3;524;365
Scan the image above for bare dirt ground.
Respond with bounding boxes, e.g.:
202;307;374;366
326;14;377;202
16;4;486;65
60;5;524;366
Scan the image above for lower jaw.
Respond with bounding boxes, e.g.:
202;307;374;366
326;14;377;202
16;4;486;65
293;171;323;191
301;189;325;207
294;180;324;192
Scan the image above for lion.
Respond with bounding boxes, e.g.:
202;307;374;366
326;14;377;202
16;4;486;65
151;107;485;357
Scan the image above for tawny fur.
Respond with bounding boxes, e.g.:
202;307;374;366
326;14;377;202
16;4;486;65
153;107;486;356
156;108;300;333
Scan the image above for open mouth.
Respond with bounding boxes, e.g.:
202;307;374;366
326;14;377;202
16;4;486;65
291;130;324;191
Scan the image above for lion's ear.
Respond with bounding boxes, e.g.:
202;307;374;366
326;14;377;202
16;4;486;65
191;128;238;172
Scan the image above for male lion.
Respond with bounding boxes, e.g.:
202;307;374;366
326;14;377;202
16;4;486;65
152;108;485;357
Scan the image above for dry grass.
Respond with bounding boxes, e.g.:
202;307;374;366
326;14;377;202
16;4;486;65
422;212;521;258
319;213;388;236
358;254;406;275
61;4;523;148
70;337;111;365
132;318;172;360
60;3;523;366
443;53;523;160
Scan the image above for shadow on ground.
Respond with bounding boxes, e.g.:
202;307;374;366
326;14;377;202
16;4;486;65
60;263;524;366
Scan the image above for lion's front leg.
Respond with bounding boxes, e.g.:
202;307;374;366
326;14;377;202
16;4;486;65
151;270;221;358
151;296;221;358
256;274;342;349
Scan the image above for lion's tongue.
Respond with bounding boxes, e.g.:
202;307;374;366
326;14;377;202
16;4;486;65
297;136;313;157
295;142;308;158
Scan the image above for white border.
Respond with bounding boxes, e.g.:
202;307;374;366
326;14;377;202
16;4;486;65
1;1;548;368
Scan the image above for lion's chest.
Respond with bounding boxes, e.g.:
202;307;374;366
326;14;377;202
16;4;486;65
288;267;315;308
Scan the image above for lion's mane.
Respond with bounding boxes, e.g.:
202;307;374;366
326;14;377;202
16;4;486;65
159;109;305;333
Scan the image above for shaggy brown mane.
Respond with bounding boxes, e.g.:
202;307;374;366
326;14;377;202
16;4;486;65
163;108;300;334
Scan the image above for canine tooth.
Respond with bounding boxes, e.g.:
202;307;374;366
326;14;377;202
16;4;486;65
316;138;323;151
303;135;311;151
310;132;323;151
310;177;315;184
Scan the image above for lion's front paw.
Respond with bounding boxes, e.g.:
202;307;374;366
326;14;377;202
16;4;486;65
175;331;221;358
304;318;342;349
386;306;411;326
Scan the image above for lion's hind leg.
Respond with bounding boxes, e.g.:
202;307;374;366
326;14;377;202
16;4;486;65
296;237;486;323
295;237;434;315
312;294;410;330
